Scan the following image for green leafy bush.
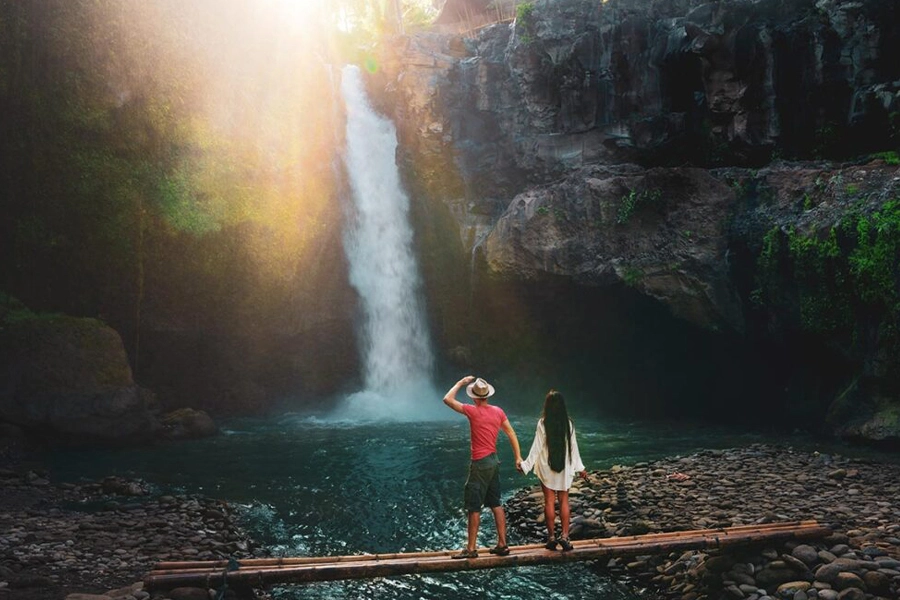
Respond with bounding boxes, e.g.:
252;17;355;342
515;2;535;44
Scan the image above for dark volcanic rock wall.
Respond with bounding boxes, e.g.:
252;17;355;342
372;0;900;440
385;0;899;199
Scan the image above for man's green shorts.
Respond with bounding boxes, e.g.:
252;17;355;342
464;453;500;512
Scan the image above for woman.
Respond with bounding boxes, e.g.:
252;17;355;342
518;389;587;551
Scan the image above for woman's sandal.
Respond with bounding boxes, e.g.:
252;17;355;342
544;537;558;550
558;537;573;552
451;548;478;559
488;544;510;556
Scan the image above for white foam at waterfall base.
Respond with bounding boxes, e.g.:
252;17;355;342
331;65;446;423
327;379;449;423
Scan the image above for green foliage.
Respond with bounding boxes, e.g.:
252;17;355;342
534;203;564;219
401;0;438;32
847;200;900;308
617;188;662;225
785;226;850;332
515;2;536;44
158;168;220;235
516;2;535;21
729;178;749;199
751;226;781;307
0;293;61;325
0;292;33;324
753;201;900;355
622;267;643;287
871;150;900;166
813;121;841;159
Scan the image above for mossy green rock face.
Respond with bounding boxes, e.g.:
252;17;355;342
842;402;900;444
827;381;900;444
0;316;159;445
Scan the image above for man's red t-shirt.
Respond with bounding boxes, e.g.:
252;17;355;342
461;403;507;460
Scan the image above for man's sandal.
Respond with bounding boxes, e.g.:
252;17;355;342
544;537;558;550
488;545;510;556
451;549;478;559
558;537;573;552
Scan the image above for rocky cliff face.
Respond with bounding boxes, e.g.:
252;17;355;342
385;0;898;193
374;0;900;442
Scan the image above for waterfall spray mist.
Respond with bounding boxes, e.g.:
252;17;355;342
333;65;443;421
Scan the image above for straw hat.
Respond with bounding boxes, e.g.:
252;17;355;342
466;377;495;399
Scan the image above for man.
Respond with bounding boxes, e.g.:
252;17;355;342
443;375;522;559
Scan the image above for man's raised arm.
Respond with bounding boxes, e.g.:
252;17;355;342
443;375;474;414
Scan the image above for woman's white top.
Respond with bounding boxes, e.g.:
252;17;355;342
520;418;585;491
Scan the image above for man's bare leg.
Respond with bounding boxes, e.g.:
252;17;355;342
490;505;507;548
466;511;481;551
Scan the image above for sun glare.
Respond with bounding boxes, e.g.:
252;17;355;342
271;0;324;30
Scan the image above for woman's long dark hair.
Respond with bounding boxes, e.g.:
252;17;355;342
542;389;571;473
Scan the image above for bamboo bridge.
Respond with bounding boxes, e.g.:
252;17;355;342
145;520;830;591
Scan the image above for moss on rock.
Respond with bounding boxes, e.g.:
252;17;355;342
0;297;158;445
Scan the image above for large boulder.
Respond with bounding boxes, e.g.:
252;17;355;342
827;380;900;445
160;408;218;440
0;315;160;445
482;164;744;330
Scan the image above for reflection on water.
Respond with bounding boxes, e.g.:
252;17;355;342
44;413;896;599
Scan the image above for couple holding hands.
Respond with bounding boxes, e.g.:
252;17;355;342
443;375;588;559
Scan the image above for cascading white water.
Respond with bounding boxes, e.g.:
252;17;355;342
333;65;443;421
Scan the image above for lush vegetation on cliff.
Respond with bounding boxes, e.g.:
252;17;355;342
753;198;900;386
0;0;355;410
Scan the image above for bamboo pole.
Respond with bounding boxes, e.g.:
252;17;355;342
145;521;830;590
146;525;829;589
152;520;823;572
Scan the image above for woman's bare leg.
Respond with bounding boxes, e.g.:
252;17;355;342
541;484;557;540
559;490;571;538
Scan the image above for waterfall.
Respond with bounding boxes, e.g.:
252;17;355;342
332;65;443;422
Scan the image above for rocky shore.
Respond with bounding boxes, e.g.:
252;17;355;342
507;444;900;600
0;469;257;600
3;443;899;600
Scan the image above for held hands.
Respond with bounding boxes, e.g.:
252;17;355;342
578;470;589;480
515;458;524;473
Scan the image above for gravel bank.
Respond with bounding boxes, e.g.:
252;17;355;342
0;469;257;600
507;444;900;599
